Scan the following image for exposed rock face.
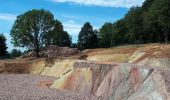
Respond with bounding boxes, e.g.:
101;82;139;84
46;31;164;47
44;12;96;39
1;44;170;100
51;61;170;100
0;59;46;74
0;59;76;79
1;59;170;100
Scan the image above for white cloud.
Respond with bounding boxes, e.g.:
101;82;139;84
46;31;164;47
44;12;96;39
63;20;82;36
61;14;79;19
3;33;25;52
63;20;99;36
0;13;16;21
51;0;145;8
63;20;99;42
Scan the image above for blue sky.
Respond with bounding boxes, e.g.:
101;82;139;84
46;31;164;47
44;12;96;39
0;0;145;51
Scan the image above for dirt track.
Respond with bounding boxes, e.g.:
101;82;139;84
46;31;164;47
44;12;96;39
0;74;97;100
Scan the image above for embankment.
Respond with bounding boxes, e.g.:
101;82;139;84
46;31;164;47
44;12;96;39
51;60;170;100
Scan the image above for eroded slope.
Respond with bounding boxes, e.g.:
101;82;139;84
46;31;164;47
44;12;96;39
1;44;170;100
51;61;170;100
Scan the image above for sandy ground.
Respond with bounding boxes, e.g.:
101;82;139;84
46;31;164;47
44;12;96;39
0;74;97;100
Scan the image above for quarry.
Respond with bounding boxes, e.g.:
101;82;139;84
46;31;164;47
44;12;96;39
0;44;170;100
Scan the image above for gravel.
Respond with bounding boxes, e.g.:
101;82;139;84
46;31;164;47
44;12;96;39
0;74;97;100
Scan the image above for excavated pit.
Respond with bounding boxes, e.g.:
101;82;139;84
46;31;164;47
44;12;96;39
0;44;170;100
51;61;170;100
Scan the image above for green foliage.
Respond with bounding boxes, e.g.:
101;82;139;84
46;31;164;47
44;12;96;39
142;0;155;11
98;0;170;48
10;9;54;57
10;49;22;57
8;0;170;52
78;22;98;50
124;7;144;44
10;9;72;57
71;43;77;48
0;34;7;58
147;0;170;43
112;19;128;45
47;20;72;47
99;23;114;48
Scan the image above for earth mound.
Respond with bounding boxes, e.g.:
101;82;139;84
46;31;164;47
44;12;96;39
22;45;80;58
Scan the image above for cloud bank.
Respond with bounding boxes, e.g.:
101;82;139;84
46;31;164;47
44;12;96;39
0;13;16;21
63;20;99;42
63;20;99;36
51;0;145;8
63;20;82;36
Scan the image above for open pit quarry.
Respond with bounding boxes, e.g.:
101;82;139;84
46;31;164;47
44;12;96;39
0;44;170;100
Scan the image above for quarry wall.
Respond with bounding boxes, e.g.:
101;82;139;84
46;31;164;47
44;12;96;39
51;60;170;100
1;44;170;100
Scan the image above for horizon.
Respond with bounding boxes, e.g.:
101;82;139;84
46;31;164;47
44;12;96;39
0;0;145;51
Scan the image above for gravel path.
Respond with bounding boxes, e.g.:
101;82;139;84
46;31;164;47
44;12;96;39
0;74;97;100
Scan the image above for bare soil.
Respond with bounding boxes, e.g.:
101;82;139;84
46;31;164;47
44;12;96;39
0;74;97;100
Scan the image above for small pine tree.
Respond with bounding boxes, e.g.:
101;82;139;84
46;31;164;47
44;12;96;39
99;23;114;48
11;49;22;57
47;20;72;47
78;22;98;50
0;34;7;57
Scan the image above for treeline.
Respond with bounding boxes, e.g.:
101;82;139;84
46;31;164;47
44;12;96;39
99;0;170;48
0;34;7;59
0;34;22;59
1;0;170;58
78;0;170;50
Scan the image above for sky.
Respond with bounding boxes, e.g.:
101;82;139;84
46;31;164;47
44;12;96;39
0;0;145;51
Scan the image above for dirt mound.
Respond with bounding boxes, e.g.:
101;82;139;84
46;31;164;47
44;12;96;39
22;45;80;58
83;46;137;62
82;44;170;68
128;44;170;63
41;45;80;58
127;44;170;68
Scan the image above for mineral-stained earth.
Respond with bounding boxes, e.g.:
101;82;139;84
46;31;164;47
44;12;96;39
0;44;170;100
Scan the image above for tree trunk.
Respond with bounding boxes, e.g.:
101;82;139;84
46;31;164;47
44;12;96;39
165;36;168;44
165;30;168;44
35;49;40;57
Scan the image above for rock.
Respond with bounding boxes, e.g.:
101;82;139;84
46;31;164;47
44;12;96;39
22;45;80;58
41;45;80;58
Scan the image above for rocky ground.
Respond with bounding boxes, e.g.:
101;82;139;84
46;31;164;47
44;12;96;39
1;44;170;100
0;74;97;100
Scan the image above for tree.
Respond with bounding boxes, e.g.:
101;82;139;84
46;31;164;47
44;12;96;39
141;0;156;43
143;9;162;43
147;0;170;43
97;0;170;47
47;20;72;47
142;0;155;11
78;22;98;50
10;9;54;57
11;49;22;57
124;7;144;44
71;43;77;48
99;23;114;48
91;29;99;48
112;19;128;45
0;34;7;57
